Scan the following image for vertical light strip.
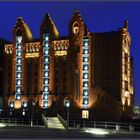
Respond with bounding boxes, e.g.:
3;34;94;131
15;36;22;100
42;33;50;108
82;37;89;110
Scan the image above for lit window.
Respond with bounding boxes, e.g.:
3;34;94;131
17;80;21;85
83;82;88;87
82;110;89;119
10;101;14;108
17;73;21;78
17;87;21;93
17;51;22;57
44;86;48;92
44;71;49;77
43;94;48;100
17;58;22;64
83;99;88;105
83;73;88;79
17;44;21;49
17;66;21;71
45;43;49;47
16;94;21;100
43;101;48;108
83;65;88;71
17;36;22;43
45;49;49;55
45;36;49;41
23;102;27;108
83;57;89;62
83;49;88;54
83;90;88;96
44;64;49;70
44;79;49;84
44;57;49;62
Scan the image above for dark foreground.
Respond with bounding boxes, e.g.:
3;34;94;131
0;126;140;138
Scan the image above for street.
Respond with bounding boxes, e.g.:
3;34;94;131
0;126;140;138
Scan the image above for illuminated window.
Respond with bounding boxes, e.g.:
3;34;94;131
10;101;14;108
17;44;21;49
43;101;48;108
17;66;21;71
83;49;88;54
83;90;88;96
17;51;22;57
83;82;88;87
44;71;49;77
44;79;49;84
45;36;49;41
83;57;89;62
44;64;49;70
43;94;48;100
44;57;49;62
84;41;88;47
83;73;88;79
17;58;22;64
17;73;21;78
17;80;21;85
44;86;48;92
23;102;27;108
16;36;22;43
44;49;49;55
16;94;21;100
82;110;89;119
83;98;88;105
83;65;88;71
45;43;49;47
16;87;21;93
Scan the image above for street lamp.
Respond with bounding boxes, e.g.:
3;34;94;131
64;100;70;129
31;101;35;127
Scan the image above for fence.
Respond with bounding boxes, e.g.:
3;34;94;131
67;120;140;132
0;118;44;127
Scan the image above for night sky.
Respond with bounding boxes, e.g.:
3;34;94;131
0;2;139;105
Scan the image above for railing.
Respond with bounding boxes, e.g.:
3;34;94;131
0;118;44;127
42;114;48;127
57;114;67;129
67;120;140;132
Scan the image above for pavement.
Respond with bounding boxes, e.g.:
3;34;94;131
0;126;140;138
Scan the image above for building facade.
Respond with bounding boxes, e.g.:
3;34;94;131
0;11;134;121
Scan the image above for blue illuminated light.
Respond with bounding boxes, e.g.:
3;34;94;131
17;36;22;43
44;86;48;92
17;66;21;71
44;71;49;77
17;73;21;78
43;94;48;100
83;49;88;54
83;73;88;79
23;102;27;108
83;99;88;105
44;79;48;84
17;87;21;93
17;58;21;64
83;90;88;96
83;82;88;87
10;102;14;108
16;95;21;100
83;65;88;70
83;57;88;62
17;80;21;85
17;51;22;57
44;64;48;70
45;36;49;41
45;49;49;55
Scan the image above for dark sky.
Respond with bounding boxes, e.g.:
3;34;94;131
0;2;139;106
